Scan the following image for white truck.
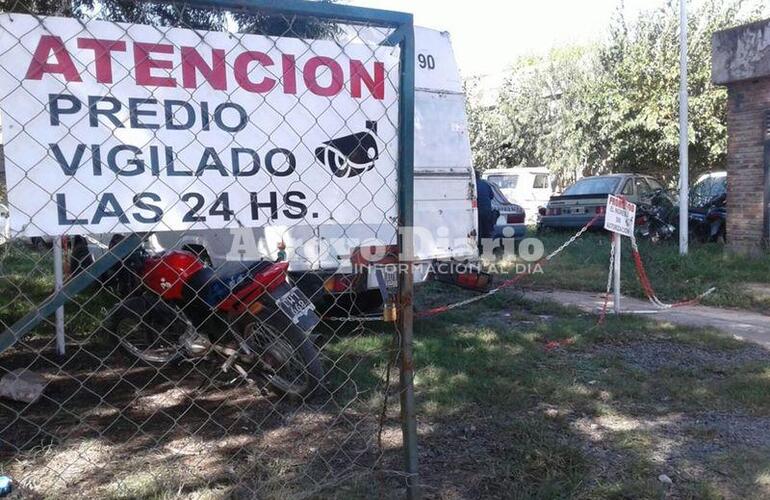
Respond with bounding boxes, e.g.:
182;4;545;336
79;27;480;312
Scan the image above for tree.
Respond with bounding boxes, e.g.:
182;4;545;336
467;0;766;187
1;0;337;37
595;0;762;184
466;46;603;185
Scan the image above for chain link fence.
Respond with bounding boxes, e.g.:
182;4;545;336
0;1;418;497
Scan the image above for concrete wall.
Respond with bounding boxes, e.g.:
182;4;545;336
713;19;770;85
713;18;770;254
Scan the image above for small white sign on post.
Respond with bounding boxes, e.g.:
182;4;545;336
603;195;636;314
603;195;637;238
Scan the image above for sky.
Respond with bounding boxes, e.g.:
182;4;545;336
345;0;675;77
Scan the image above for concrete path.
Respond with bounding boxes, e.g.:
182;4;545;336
526;289;770;348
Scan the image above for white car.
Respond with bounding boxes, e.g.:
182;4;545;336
483;167;553;224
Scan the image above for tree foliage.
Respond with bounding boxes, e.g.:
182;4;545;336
1;0;337;37
467;0;766;186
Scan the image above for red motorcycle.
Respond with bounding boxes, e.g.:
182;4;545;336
104;243;323;397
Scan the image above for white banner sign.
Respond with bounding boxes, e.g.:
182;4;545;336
604;194;637;237
0;14;400;236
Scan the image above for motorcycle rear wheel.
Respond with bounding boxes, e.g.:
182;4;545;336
105;296;185;364
239;308;323;398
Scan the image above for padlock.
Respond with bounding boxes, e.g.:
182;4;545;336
383;302;398;322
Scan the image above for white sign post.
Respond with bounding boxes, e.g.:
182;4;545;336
53;237;66;357
604;195;637;314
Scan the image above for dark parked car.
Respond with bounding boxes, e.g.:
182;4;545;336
689;171;726;243
538;173;669;230
489;183;526;239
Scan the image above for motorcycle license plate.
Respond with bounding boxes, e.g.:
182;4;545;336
275;286;319;333
367;264;399;290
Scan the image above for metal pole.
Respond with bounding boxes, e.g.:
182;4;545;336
397;22;420;500
762;111;770;243
613;232;621;314
678;0;689;255
53;236;65;357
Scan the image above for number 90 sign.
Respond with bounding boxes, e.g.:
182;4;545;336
418;53;435;70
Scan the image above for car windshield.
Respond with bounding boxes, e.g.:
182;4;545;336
690;175;726;207
562;177;621;196
487;174;518;190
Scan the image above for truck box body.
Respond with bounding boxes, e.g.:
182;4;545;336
85;27;479;290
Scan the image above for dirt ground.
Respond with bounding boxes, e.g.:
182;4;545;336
0;330;391;499
2;291;770;499
395;338;770;500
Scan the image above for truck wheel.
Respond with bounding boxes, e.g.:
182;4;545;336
351;289;384;315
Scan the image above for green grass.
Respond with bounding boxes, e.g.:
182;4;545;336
412;291;765;414
326;287;770;497
0;241;123;344
516;230;770;311
3;239;770;498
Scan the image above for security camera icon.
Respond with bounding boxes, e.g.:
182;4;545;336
315;121;379;178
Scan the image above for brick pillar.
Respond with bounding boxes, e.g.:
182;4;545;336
713;18;770;255
724;80;770;254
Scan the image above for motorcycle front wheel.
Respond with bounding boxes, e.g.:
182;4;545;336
239;308;323;398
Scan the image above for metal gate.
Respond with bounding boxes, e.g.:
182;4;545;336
0;0;419;497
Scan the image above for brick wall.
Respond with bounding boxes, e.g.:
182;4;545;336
725;79;769;254
712;18;770;254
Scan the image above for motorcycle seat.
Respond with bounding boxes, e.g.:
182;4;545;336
185;261;275;306
214;261;273;288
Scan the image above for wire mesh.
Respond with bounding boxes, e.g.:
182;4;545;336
0;1;412;497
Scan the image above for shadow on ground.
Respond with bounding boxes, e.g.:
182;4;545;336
3;279;770;499
0;318;397;499
397;286;770;499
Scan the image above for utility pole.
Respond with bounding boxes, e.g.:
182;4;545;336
678;0;689;255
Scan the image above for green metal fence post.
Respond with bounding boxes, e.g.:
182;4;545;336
1;2;421;496
396;20;420;500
